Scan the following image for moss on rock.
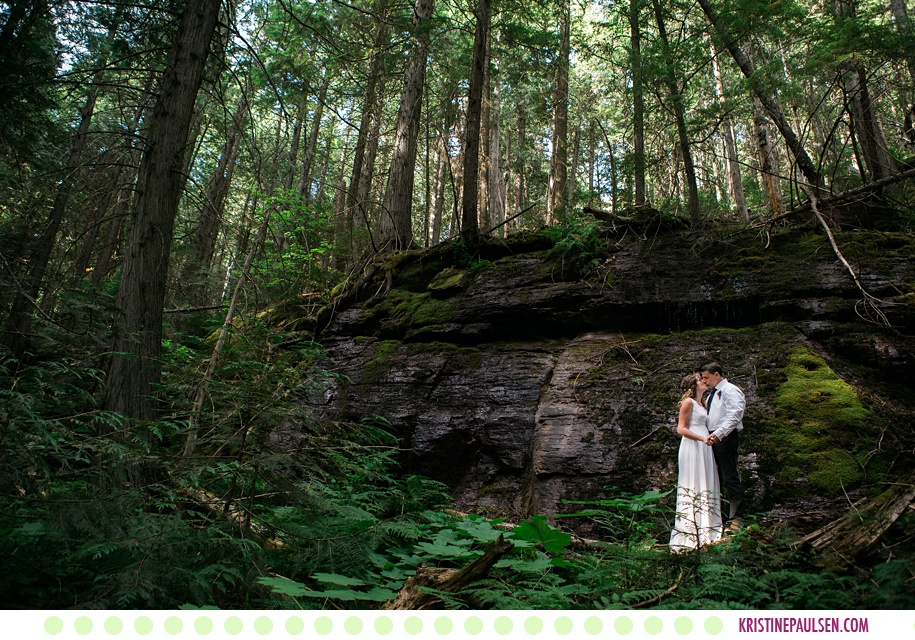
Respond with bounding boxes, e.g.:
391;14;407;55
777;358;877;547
766;347;874;498
357;289;458;336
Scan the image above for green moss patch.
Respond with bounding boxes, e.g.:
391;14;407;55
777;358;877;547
428;267;470;293
767;347;874;497
359;340;402;384
357;289;458;335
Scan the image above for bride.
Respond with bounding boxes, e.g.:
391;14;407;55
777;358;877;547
669;373;722;551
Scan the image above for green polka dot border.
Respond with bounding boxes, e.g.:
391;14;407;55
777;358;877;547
31;611;910;639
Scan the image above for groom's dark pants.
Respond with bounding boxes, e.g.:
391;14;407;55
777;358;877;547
712;431;744;521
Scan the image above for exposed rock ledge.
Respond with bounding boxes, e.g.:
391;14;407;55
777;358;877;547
307;226;915;534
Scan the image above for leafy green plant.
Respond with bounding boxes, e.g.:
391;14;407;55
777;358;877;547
561;489;673;548
540;217;609;274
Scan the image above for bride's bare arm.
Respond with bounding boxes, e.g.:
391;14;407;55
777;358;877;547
676;400;708;443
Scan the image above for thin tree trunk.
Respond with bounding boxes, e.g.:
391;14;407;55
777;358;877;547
566;122;580;210
479;31;492;234
629;0;646;207
91;141;140;287
287;97;307;191
104;0;223;421
504;125;513;219
752;94;785;217
836;0;897;183
74;78;152;282
547;0;571;222
652;0;699;222
460;0;492;241
596;120;618;215
588;119;595;204
698;0;821;187
346;2;390;257
4;18;118;355
889;0;915;85
180;89;250;307
379;0;435;250
489;51;505;233
741;43;785;217
515;105;527;223
182;205;273;458
711;42;749;220
430;130;448;244
299;74;330;199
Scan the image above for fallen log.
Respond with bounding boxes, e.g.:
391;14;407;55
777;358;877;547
384;535;514;610
183;486;283;550
769;167;915;224
799;478;915;562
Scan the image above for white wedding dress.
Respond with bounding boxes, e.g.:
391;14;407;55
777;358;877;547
669;399;722;551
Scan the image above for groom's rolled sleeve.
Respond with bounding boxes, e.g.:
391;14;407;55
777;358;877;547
712;387;745;440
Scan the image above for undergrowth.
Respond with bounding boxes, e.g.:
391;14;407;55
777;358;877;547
1;287;911;609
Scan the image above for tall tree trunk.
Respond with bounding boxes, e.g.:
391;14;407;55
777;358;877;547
547;0;571;222
515;104;527;220
836;0;897;184
698;0;821;187
379;0;434;250
478;32;492;234
298;73;330;199
430;130;448;244
503;126;513;225
588;119;596;203
179;89;249;307
346;2;391;257
182;204;273;458
488;51;505;232
316;115;337;203
751;95;785;216
287;97;307;191
889;0;915;85
460;0;492;241
103;0;223;421
652;0;699;222
4;16;120;356
711;42;749;221
92;140;142;286
596;120;618;214
566;121;579;210
629;0;646;207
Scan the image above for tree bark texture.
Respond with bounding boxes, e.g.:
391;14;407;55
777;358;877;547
180;89;249;307
547;0;571;222
346;2;390;257
836;0;897;184
889;0;915;85
104;0;223;421
711;42;749;221
298;74;330;199
460;0;492;241
629;0;646;207
379;0;435;250
489;52;505;232
384;535;514;609
479;32;492;234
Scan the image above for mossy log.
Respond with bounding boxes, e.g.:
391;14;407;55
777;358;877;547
800;478;915;561
384;535;514;610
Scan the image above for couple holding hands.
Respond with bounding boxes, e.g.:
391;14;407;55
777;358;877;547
669;362;746;552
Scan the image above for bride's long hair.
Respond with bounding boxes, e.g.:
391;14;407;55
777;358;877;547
678;373;701;407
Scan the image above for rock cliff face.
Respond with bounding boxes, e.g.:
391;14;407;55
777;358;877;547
309;225;915;532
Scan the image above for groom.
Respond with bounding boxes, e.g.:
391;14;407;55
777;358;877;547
700;362;745;529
